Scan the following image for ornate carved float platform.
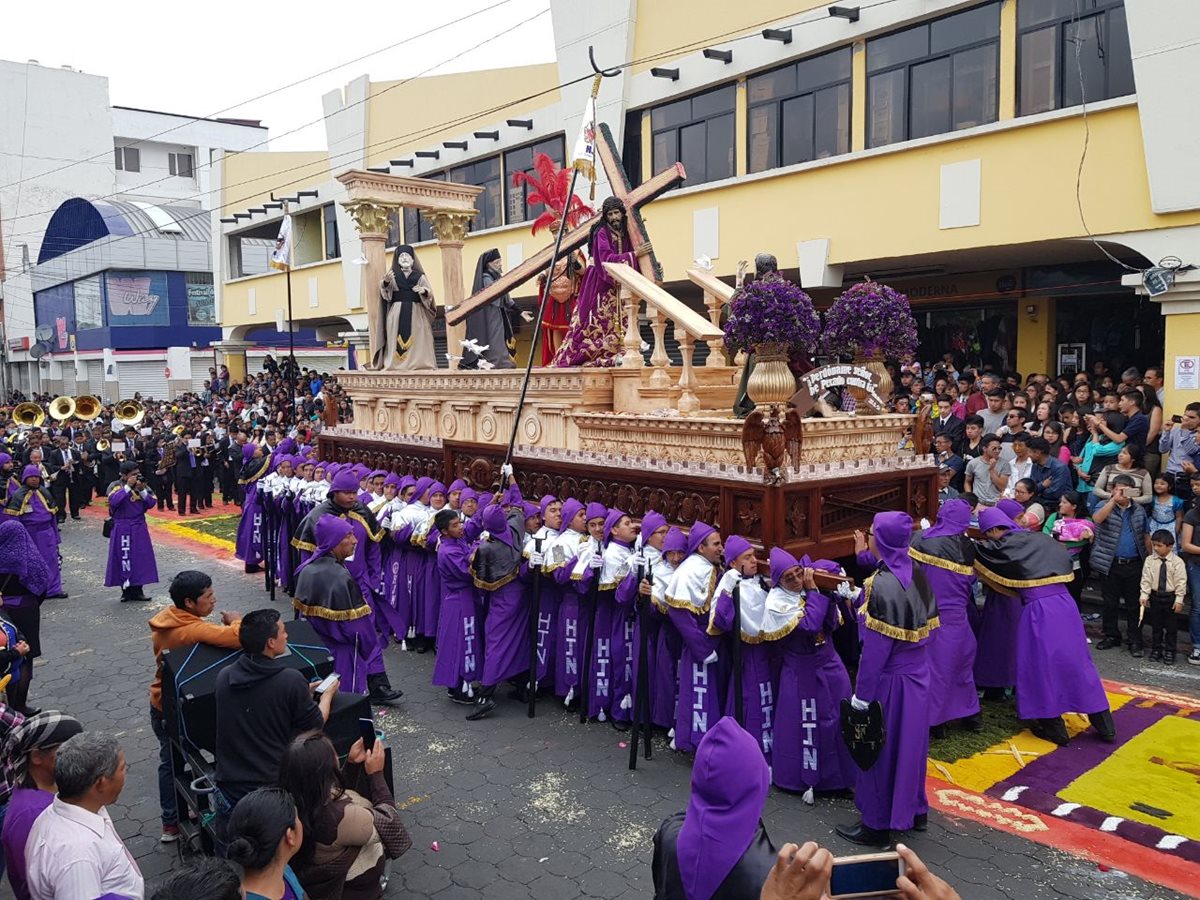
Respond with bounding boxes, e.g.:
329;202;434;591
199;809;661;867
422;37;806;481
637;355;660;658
320;365;937;559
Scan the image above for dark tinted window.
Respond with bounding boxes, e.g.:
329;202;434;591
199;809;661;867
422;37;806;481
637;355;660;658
748;47;852;173
649;85;736;187
1017;0;1133;115
867;2;1000;148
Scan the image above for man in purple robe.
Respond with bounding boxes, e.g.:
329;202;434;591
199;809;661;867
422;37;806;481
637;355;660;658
466;502;529;720
973;498;1027;700
909;499;981;735
547;499;590;706
235;443;269;573
433;508;482;705
764;549;856;799
521;494;562;697
975;507;1116;746
706;535;774;760
0;518;51;714
4;466;64;599
664;521;726;753
292;472;399;705
293;515;394;699
104;461;159;602
838;511;939;847
652;716;778;899
643;524;685;730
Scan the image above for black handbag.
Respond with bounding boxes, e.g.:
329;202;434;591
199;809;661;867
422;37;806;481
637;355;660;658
102;517;113;538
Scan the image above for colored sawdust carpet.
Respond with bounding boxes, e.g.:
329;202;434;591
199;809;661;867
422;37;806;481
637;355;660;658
926;683;1200;870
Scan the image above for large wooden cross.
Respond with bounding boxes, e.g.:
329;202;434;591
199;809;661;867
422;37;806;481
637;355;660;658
445;122;686;326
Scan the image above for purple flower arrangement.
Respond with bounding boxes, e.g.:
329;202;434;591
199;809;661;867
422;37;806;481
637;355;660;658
820;279;918;361
723;279;820;357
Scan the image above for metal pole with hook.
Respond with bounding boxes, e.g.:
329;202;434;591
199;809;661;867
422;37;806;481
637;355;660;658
497;47;620;480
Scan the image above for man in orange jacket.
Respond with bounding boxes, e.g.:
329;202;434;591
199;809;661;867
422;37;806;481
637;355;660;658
148;570;242;843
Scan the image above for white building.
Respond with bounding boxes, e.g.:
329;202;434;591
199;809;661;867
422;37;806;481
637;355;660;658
0;57;266;396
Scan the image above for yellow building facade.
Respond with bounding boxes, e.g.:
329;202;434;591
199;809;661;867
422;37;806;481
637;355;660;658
213;0;1200;412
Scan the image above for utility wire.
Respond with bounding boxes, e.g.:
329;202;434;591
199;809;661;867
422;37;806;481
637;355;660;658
3;0;909;273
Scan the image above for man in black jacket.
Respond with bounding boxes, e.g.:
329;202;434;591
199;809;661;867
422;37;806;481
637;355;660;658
173;433;197;515
214;608;334;840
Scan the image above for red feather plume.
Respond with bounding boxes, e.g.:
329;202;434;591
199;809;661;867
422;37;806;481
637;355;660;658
511;153;595;236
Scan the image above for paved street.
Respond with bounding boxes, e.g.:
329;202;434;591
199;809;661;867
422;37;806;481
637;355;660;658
6;514;1196;900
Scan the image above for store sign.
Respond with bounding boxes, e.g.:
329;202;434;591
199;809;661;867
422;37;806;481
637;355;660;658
795;363;886;411
187;281;215;325
106;271;170;326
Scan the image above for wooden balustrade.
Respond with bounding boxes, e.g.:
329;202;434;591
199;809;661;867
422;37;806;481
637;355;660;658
604;262;734;415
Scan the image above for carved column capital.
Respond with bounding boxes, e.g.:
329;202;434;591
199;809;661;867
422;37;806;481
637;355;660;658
343;199;394;236
423;208;476;245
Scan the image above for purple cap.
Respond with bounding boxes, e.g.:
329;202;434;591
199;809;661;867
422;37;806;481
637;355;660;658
384;472;403;488
460;488;478;505
428;481;447;499
641;510;667;539
370;469;387;481
677;718;770;900
448;479;467;493
539;494;558;515
329;470;360;493
686;521;716;556
979;506;1018;534
242;443;259;462
411;476;434;504
585;502;607;524
924;499;971;538
0;453;11;467
723;535;753;567
872;511;915;589
399;474;416;494
603;508;627;543
561;498;585;529
315;515;353;555
995;498;1026;528
521;501;540;519
769;547;800;588
662;527;687;555
20;464;40;482
483;504;513;547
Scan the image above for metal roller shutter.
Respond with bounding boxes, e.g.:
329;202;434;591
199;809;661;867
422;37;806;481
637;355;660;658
86;360;104;396
115;359;168;401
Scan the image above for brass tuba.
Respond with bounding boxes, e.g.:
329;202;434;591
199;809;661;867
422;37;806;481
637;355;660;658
74;395;102;421
12;402;45;428
113;399;146;428
95;438;111;452
49;396;76;421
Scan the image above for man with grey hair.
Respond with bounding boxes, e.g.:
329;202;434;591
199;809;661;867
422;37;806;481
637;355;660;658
25;732;143;900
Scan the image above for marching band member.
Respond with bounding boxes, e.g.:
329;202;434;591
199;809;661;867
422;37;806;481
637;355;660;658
104;461;158;603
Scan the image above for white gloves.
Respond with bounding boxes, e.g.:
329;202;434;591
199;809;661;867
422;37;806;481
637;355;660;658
500;463;513;478
703;650;718;666
919;517;932;530
836;581;861;601
589;554;603;570
529;551;545;566
718;569;742;596
478;530;491;543
630;553;646;569
850;694;869;711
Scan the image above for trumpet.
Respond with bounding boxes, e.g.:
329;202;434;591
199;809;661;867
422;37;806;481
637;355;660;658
95;439;111;453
